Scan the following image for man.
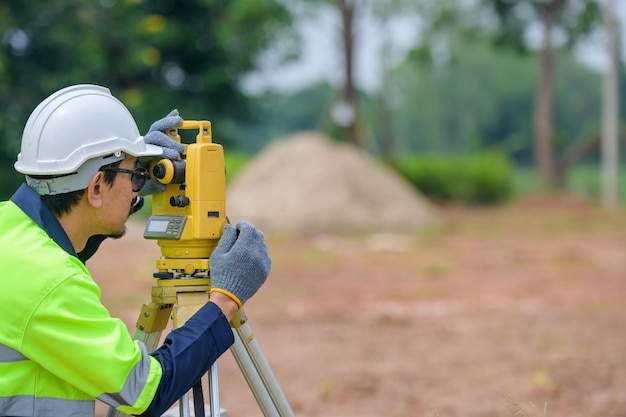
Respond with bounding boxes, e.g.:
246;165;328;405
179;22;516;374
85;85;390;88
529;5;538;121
0;84;271;417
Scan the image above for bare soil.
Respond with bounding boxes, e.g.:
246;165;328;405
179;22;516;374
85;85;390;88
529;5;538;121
91;195;626;417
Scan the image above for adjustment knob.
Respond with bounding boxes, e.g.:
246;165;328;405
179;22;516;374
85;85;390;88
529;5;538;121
170;195;190;207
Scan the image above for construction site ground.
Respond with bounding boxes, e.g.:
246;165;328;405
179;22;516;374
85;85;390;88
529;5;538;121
91;194;626;417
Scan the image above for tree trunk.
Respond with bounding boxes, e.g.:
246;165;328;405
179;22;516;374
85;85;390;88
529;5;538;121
339;0;361;147
377;5;394;160
533;3;558;190
601;0;619;208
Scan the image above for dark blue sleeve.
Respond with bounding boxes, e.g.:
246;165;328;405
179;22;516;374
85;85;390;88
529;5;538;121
140;302;235;417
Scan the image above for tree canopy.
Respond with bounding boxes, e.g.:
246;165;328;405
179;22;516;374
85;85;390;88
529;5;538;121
0;0;295;194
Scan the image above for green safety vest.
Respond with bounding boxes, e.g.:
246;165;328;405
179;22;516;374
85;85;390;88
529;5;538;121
0;200;162;416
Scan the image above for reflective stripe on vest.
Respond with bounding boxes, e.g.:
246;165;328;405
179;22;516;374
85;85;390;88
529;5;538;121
97;342;152;408
0;342;153;414
0;344;27;362
0;344;95;417
0;395;94;417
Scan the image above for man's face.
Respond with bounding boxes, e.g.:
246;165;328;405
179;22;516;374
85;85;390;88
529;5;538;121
100;157;141;239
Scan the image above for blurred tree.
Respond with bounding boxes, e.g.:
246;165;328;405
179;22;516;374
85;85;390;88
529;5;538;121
336;0;360;147
288;0;371;148
276;0;420;155
407;0;602;189
369;0;415;161
0;0;295;197
240;83;336;150
390;31;536;157
306;0;362;147
384;29;601;164
241;28;602;167
482;0;601;189
601;0;620;208
328;0;418;154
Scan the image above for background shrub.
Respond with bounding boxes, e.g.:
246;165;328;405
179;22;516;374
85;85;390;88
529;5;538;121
393;151;514;205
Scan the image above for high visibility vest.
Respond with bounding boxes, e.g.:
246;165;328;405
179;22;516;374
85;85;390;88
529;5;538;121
0;200;162;416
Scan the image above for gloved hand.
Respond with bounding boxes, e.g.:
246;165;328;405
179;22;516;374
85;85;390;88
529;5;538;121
139;109;185;196
209;221;272;309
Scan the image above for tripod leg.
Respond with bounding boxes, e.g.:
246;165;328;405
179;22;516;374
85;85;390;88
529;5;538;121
208;363;221;417
230;310;295;417
179;392;191;417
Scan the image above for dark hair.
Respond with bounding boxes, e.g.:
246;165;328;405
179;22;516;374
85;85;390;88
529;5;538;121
39;160;122;217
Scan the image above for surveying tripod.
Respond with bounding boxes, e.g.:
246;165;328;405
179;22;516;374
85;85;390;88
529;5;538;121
106;275;295;417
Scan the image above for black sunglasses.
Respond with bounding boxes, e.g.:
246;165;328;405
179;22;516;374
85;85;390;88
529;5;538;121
99;166;150;192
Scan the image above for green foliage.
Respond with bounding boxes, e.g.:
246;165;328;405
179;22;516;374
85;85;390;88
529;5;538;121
394;151;514;205
0;163;22;200
392;32;536;156
0;0;295;167
563;164;626;205
234;83;335;152
0;1;613;201
483;0;600;52
389;30;603;162
513;164;626;205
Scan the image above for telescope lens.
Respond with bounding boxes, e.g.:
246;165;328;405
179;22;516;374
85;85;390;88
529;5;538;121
152;163;166;180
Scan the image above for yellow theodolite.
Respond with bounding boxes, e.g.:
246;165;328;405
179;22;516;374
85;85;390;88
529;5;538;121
107;120;294;417
144;120;226;273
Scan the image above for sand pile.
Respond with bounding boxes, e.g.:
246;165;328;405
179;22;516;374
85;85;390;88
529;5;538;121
225;132;440;235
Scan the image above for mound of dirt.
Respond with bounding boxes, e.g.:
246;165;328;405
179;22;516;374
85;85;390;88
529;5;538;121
225;131;440;235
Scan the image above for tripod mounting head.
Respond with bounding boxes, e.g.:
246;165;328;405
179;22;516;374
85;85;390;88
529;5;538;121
143;120;227;277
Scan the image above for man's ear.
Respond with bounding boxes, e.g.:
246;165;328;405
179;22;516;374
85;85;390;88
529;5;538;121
86;171;105;208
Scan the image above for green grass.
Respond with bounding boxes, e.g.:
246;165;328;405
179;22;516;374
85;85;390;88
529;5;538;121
511;168;543;197
566;164;626;203
514;164;626;204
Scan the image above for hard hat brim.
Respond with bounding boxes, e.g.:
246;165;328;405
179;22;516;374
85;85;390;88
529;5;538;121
132;142;163;158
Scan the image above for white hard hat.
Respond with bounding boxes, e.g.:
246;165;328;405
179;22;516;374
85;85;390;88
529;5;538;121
14;84;163;195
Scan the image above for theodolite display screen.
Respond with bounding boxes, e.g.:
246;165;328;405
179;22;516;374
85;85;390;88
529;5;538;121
144;216;187;239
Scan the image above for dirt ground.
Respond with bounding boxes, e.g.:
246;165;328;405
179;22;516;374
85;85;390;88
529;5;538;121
90;194;626;417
